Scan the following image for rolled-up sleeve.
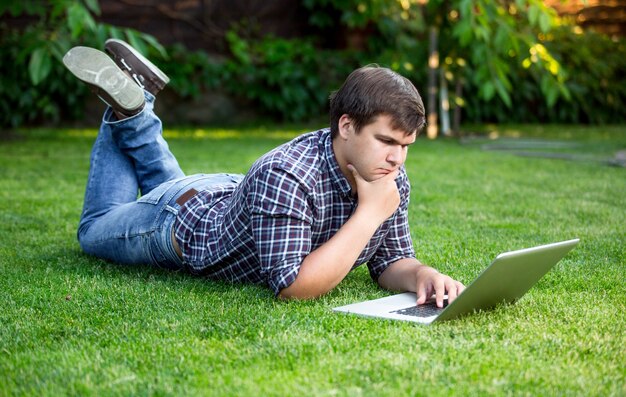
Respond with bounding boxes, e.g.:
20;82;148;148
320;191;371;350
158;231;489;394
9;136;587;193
248;167;313;295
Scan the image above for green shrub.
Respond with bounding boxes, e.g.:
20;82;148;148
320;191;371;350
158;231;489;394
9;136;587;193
220;31;359;121
546;27;626;124
0;0;165;131
462;27;626;124
0;25;88;127
1;1;624;129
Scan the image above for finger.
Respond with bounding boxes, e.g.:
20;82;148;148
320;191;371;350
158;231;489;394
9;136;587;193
415;283;427;305
387;168;401;180
435;277;445;308
446;278;459;303
378;168;400;183
347;164;364;182
456;281;465;295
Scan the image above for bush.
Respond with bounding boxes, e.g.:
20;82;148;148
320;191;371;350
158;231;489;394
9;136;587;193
0;25;88;128
462;27;626;124
1;1;624;129
546;27;626;124
220;31;360;121
0;1;166;131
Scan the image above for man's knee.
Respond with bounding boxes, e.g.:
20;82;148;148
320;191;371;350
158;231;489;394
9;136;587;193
76;221;93;254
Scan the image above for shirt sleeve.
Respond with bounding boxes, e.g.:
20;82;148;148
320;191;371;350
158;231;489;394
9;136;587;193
247;167;313;295
366;170;416;282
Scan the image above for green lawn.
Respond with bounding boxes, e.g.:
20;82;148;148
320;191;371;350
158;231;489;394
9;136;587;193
1;124;624;396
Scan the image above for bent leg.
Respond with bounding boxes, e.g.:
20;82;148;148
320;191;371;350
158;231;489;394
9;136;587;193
78;92;184;247
107;92;184;194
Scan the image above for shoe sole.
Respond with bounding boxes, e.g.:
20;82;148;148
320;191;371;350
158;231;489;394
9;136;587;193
63;46;144;113
105;38;170;84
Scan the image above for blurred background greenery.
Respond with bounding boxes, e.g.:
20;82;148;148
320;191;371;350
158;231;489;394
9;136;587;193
1;0;624;135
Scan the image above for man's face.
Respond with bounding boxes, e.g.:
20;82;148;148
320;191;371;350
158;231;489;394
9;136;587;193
335;114;416;185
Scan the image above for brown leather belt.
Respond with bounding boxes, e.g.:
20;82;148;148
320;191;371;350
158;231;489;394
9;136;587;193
176;188;198;206
172;188;199;259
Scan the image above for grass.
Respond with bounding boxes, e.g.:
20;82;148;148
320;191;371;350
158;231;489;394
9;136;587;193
0;123;624;396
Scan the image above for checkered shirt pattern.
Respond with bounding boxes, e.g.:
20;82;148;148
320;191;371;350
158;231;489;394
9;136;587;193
174;128;416;295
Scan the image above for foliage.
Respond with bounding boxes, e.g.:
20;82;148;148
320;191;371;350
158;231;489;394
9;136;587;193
0;0;166;129
1;1;624;128
303;0;429;83
301;0;626;126
463;26;626;124
220;31;360;121
0;27;86;128
544;27;626;124
156;44;222;98
1;126;624;395
302;0;571;115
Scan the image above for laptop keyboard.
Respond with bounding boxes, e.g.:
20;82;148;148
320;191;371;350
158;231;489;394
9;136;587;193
391;299;449;317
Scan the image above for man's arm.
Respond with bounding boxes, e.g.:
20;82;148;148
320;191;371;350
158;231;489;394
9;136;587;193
279;165;400;299
377;258;465;307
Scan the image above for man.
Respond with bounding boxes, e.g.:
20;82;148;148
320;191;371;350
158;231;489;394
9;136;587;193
63;39;464;306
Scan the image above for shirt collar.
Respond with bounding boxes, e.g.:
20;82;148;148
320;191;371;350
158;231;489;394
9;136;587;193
322;129;353;198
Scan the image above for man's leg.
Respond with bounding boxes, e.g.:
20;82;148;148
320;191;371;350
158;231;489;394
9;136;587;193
78;93;185;236
65;43;185;267
107;93;185;195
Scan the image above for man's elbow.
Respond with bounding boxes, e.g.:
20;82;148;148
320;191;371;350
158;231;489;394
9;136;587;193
278;280;325;300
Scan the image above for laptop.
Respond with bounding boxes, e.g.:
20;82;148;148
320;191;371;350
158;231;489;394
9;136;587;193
333;239;580;324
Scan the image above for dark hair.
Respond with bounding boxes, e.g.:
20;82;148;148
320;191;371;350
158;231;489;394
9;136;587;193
329;65;425;138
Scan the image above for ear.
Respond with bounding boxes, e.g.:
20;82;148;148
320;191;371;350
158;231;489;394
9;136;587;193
338;114;353;140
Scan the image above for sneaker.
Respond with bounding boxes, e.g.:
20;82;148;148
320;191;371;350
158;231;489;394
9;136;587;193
104;38;170;96
63;46;145;116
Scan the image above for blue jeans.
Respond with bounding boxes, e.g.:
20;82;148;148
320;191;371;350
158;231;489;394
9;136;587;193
77;92;242;269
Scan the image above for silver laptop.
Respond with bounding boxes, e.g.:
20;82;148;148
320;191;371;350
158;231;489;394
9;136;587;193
333;239;579;324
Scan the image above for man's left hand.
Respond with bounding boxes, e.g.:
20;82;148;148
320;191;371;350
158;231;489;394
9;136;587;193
415;265;465;308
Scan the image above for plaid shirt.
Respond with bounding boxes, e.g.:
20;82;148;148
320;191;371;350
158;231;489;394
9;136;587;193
174;128;415;295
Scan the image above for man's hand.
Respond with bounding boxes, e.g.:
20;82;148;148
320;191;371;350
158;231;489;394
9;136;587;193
279;166;401;300
414;265;465;308
378;259;465;308
347;164;400;225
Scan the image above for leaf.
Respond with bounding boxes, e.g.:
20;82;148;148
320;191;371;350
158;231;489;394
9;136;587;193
539;12;551;33
454;21;473;47
482;80;495;100
107;25;123;40
125;30;148;55
495;79;512;107
67;3;96;38
50;37;71;60
141;33;168;59
528;4;539;27
29;48;52;85
84;0;101;15
67;3;84;38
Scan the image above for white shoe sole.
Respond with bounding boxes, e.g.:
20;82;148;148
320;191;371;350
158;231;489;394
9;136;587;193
63;46;144;113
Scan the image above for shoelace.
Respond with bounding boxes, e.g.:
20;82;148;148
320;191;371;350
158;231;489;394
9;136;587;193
120;58;146;89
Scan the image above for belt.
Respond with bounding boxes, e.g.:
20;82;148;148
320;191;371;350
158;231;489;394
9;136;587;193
176;187;199;206
172;187;199;259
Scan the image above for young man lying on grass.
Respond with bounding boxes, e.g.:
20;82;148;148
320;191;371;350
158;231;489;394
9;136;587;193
62;39;465;305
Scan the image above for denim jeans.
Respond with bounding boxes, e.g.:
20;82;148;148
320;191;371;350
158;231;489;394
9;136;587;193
77;92;242;269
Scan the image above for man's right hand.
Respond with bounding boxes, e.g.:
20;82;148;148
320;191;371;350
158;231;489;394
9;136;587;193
279;165;402;300
347;164;401;225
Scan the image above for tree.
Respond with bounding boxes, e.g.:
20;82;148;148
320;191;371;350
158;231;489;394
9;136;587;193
303;0;570;138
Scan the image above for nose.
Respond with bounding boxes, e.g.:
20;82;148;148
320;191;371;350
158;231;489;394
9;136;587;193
386;145;405;166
